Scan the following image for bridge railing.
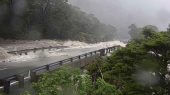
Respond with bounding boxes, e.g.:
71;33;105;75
0;45;121;94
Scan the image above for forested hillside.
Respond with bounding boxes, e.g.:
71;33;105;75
0;0;116;42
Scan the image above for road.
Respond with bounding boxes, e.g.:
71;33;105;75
0;41;125;79
0;46;103;79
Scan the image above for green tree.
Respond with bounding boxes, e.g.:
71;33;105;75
32;67;120;95
128;24;158;40
0;0;117;42
128;24;143;40
167;24;170;32
87;28;170;94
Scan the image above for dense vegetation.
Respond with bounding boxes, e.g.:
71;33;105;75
21;26;170;95
87;27;170;94
0;0;116;42
27;67;121;95
128;24;159;40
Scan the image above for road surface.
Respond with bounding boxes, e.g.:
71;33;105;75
0;41;125;79
0;46;105;79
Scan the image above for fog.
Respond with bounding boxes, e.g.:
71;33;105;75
69;0;170;39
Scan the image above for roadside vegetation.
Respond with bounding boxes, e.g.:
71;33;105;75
23;67;121;95
22;26;170;95
0;92;6;95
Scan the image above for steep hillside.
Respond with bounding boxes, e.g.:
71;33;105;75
0;0;117;43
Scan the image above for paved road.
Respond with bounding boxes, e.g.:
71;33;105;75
0;46;102;79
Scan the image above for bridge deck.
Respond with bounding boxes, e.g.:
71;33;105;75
0;46;119;94
0;47;102;79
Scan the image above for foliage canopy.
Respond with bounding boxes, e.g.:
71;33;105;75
0;0;116;43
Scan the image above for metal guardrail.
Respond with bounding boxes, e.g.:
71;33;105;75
0;45;121;94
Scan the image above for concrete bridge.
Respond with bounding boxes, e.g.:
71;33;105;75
0;45;121;94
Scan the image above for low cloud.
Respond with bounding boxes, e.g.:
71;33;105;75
69;0;170;39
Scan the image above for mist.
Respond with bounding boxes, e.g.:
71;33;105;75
69;0;170;39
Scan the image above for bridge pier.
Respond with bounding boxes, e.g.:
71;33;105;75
3;80;10;94
24;52;28;55
59;61;63;66
16;75;24;88
100;49;106;56
78;56;81;59
46;65;50;71
30;71;37;82
1;45;121;94
85;54;88;58
90;52;93;56
70;58;73;62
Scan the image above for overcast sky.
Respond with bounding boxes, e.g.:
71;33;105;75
69;0;170;38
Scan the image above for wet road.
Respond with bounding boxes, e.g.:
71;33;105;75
0;46;102;79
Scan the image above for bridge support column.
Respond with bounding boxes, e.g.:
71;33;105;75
30;71;37;82
46;65;50;71
78;56;81;59
70;58;73;62
25;52;28;55
59;61;63;66
85;54;87;58
90;52;93;56
3;80;10;94
100;49;106;56
106;49;109;54
16;75;24;88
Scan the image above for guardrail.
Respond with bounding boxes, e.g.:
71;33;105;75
7;46;67;55
0;45;121;94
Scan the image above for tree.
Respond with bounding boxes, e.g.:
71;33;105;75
128;24;158;41
32;67;120;95
0;0;117;42
87;28;170;94
128;24;143;40
143;25;159;32
142;28;156;39
167;24;170;32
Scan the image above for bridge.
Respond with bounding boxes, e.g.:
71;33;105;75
0;45;121;94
